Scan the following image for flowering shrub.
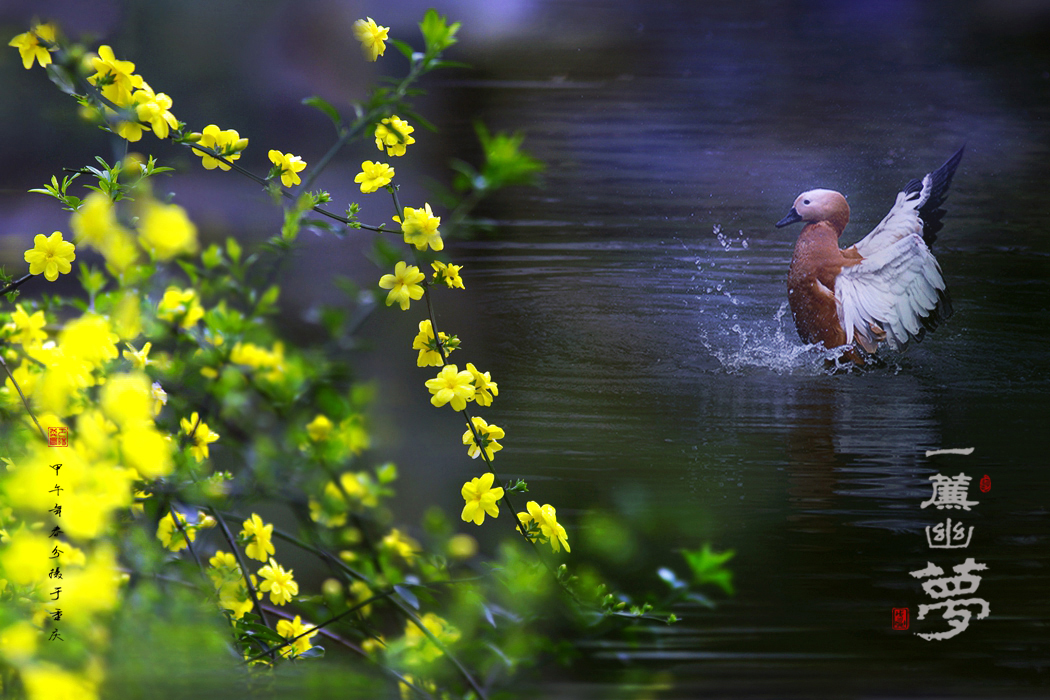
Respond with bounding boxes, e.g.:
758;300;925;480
0;13;732;699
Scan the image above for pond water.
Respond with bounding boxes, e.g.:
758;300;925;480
398;3;1050;696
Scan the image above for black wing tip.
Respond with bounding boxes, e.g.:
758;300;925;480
919;145;965;247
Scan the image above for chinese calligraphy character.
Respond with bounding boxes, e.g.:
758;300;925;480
49;504;62;517
49;567;62;579
50;462;62;475
48;526;63;538
50;587;61;600
910;558;990;640
925;518;973;549
48;629;63;641
50;546;63;559
49;609;62;621
49;484;64;496
921;473;979;511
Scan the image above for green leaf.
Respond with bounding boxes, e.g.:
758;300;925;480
681;544;735;595
302;96;342;131
419;9;460;55
225;236;242;264
390;39;416;61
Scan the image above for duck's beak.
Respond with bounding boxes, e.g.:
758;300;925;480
775;207;803;228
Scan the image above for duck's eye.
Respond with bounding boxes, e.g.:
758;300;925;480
803;199;811;205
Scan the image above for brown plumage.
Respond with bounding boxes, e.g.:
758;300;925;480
776;148;963;365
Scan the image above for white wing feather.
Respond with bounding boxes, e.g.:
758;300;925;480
853;173;931;257
835;233;947;350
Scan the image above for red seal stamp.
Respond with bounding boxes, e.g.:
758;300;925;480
891;607;910;630
47;427;68;447
979;475;990;493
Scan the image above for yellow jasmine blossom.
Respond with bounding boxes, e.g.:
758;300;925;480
258;557;299;605
4;304;47;347
404;612;460;665
395;203;443;251
518;501;570;553
218;581;258;619
151;381;167;415
180;411;220;462
58;313;119;368
396;205;443;252
70;191;119;247
276;615;318;658
382;528;420;563
100;372;152;427
0;621;39;663
425;364;475;411
375;115;415;156
157;511;195;551
432;261;464;289
24;231;75;281
354;160;394;193
461;472;504;525
352;17;389;61
157;287;204;328
240;513;276;562
268;150;307;187
465;363;498;406
21;663;98;700
207;550;241;587
122;341;153;369
138;199;199;260
306;414;333;442
121;424;173;479
412;319;456;367
378;261;425;311
462;416;505;460
9;23;57;70
134;82;178;139
192;124;248;170
87;45;144;107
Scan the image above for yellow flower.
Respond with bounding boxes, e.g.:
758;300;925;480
425;364;475;411
229;341;285;382
462;416;504;461
138;200;199;260
349;579;374;616
382;528;420;563
258;557;298;605
134;81;178;139
70;191;120;247
518;501;570;553
151;381;167;415
121;424;173;479
404;612;460;665
122;341;153;369
4;304;47;347
268;150;307;187
374;115;415;156
207;550;241;587
276;615;318;657
465;363;498;406
9;23;57;70
21;663;98;700
87;44;144;107
431;261;464;289
240;513;276;562
395;203;443;251
218;581;257;619
180;411;220;462
58;313;119;368
460;473;504;525
100;372;152;427
354;160;394;193
24;231;75;281
306;414;333;442
192;124;248;170
352;17;389;61
157;511;195;551
157;287;204;328
411;319;456;367
378;261;425;311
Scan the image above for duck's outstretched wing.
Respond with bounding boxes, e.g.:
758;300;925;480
853;146;964;256
836;233;952;351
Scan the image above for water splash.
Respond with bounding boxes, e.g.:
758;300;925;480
700;302;828;374
713;223;749;251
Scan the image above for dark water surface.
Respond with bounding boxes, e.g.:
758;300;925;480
414;3;1050;697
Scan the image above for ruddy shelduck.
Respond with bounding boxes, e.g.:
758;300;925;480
776;147;964;365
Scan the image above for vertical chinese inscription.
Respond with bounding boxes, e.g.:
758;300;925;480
909;449;991;641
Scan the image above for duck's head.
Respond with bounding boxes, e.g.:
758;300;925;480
775;188;850;234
